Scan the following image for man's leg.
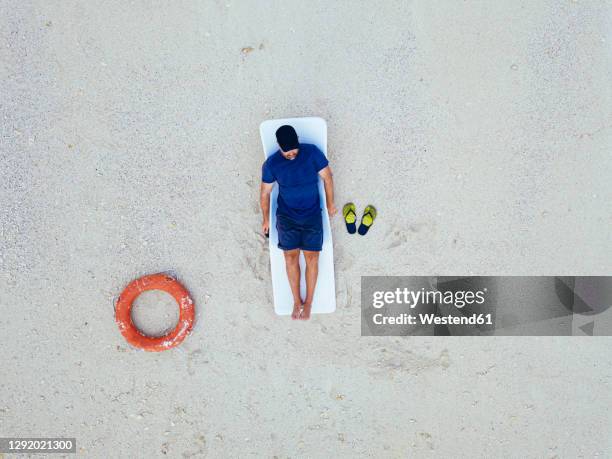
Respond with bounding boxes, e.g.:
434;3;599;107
282;249;302;319
300;250;320;320
277;214;303;319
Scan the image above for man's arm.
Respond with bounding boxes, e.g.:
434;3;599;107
260;182;274;235
318;166;337;217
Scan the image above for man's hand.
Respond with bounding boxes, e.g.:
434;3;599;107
262;219;270;236
327;203;338;217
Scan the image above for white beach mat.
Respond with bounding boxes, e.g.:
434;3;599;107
259;117;336;316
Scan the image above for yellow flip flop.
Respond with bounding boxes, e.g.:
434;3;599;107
343;203;357;234
358;205;377;235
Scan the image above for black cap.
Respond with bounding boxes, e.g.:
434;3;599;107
275;125;299;151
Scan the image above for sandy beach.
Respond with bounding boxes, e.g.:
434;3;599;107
2;0;611;457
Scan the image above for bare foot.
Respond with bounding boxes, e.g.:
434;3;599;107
300;302;312;320
291;302;302;320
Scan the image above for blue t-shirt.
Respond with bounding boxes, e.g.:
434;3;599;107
262;143;329;221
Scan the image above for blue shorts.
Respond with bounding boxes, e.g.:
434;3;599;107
276;212;323;252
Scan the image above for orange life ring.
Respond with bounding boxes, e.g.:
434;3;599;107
115;273;195;352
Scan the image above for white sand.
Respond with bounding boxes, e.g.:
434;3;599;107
1;1;611;457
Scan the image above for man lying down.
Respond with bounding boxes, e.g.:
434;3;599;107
260;125;337;320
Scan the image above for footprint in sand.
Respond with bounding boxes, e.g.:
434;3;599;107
241;230;269;281
386;227;408;249
385;222;431;249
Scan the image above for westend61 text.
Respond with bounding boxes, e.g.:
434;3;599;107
372;313;493;326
